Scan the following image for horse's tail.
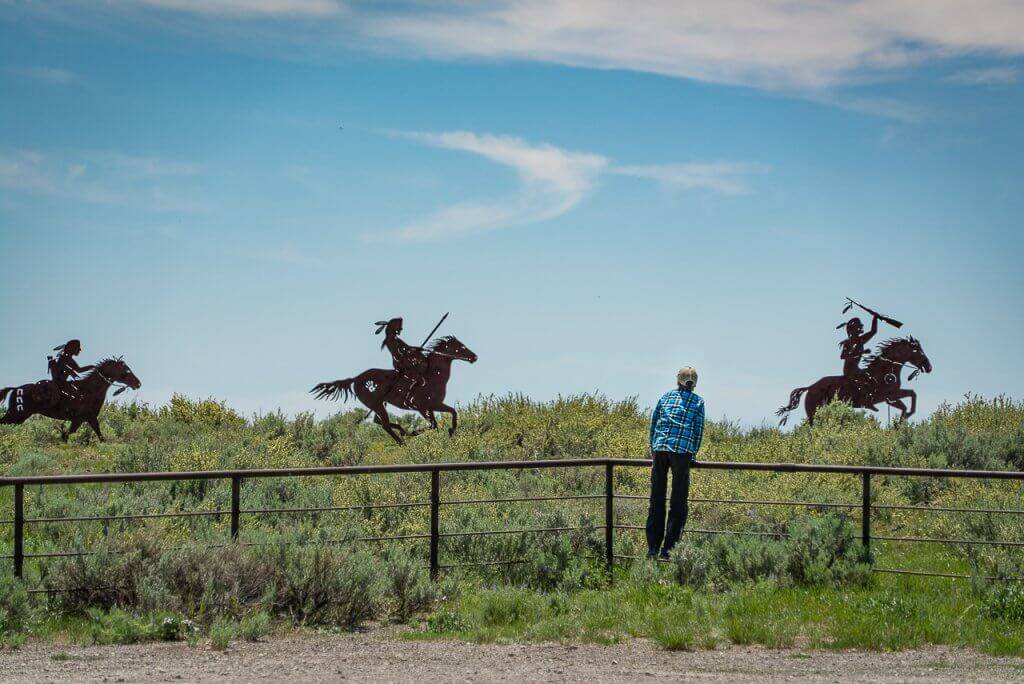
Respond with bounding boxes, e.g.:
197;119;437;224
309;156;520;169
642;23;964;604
0;387;13;403
775;387;809;426
310;378;355;402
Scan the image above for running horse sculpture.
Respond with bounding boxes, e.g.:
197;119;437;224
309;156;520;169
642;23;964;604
776;299;932;426
311;326;477;444
1;357;142;440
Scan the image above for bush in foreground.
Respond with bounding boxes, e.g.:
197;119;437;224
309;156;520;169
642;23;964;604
669;514;871;589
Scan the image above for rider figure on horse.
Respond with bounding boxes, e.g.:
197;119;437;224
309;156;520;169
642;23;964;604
48;339;93;399
837;315;879;394
375;318;428;397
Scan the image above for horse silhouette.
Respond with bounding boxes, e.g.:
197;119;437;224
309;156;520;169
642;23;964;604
776;337;932;426
311;336;477;444
1;357;142;441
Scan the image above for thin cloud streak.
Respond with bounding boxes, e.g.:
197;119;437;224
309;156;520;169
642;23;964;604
4;66;77;85
613;162;768;196
375;131;765;243
378;131;608;243
0;148;205;213
946;66;1018;86
124;0;344;17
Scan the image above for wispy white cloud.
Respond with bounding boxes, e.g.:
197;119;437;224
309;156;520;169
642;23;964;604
362;1;1024;91
0;148;204;212
23;2;1024;118
4;66;77;85
378;131;608;242
613;162;768;196
123;0;344;18
946;66;1018;86
375;131;764;242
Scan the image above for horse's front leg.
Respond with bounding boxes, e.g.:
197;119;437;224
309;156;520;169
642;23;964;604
438;402;458;437
373;412;404;445
86;416;104;441
893;389;917;420
418;410;439;430
63;419;84;441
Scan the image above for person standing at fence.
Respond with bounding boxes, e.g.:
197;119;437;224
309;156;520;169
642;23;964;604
646;367;705;559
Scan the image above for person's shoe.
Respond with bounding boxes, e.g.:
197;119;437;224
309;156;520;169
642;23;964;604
658;549;671;561
646;550;658;560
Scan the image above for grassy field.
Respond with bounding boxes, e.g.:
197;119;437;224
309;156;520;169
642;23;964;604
1;393;1022;652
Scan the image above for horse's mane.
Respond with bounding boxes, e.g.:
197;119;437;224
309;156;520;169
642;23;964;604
425;336;455;352
79;356;123;380
864;337;914;368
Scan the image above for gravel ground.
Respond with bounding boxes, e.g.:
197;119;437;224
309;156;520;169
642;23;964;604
2;634;1023;683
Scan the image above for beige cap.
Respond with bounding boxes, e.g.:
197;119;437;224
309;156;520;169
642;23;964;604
677;367;698;388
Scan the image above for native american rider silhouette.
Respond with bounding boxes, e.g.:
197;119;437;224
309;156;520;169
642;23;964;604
776;299;932;425
837;315;879;392
48;339;94;399
375;317;429;398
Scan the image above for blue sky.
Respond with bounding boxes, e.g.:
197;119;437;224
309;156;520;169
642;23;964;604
1;1;1022;425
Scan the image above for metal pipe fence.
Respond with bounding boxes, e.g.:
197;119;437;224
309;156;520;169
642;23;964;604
2;458;1023;587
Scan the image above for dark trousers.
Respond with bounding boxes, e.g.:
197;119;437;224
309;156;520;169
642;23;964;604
645;450;692;555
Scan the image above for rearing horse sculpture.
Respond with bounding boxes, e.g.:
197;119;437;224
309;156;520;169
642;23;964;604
776;337;932;426
311;336;477;444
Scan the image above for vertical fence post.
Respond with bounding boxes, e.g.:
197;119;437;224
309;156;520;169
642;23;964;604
605;462;614;576
429;469;440;581
861;472;871;561
13;484;24;579
230;476;241;541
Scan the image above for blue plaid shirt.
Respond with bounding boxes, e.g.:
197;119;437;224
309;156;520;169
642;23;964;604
650;388;705;457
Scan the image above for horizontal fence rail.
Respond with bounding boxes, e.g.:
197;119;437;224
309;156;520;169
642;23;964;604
2;458;1023;586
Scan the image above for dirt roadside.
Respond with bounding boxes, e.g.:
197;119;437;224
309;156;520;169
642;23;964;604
2;634;1023;683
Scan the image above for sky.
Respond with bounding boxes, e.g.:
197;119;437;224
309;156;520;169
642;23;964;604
1;1;1022;425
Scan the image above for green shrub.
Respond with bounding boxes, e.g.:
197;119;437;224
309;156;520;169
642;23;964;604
980;583;1024;622
782;514;871;586
209;618;235;650
667;515;870;589
239;611;272;641
272;545;382;627
0;575;31;635
709;534;785;585
669;544;712;588
163;394;244;429
156;615;199;641
384;549;436;622
83;608;160;645
426;608;469;633
44;539;163;613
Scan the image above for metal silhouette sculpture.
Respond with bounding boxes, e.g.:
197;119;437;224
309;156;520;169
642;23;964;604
1;350;142;441
311;315;477;444
776;299;932;425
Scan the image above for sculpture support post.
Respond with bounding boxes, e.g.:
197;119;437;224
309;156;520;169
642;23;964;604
430;469;440;581
231;476;241;541
861;472;871;561
14;484;24;579
605;463;614;576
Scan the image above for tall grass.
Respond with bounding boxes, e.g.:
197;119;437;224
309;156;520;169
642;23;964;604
1;393;1022;651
